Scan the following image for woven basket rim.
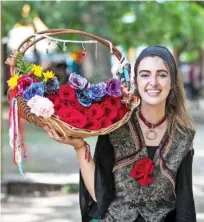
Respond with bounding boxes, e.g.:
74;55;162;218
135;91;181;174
15;95;139;138
5;29;126;76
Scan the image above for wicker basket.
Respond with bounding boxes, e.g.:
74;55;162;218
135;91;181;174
6;29;140;138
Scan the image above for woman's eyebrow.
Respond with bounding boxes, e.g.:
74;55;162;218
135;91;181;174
138;69;168;74
157;69;168;73
138;70;151;74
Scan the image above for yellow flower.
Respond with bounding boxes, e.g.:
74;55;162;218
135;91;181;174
7;74;22;89
43;71;56;82
32;64;43;77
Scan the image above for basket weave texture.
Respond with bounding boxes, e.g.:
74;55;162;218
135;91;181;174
6;29;139;138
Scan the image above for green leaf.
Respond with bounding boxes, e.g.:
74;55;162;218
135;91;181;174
16;52;32;75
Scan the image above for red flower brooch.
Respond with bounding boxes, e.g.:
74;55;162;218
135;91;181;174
130;157;155;186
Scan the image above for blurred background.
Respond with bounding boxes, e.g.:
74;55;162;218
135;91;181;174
1;1;204;222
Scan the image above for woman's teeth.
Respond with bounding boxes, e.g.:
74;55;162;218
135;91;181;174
146;90;161;96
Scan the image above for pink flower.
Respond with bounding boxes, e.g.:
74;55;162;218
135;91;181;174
27;95;54;118
18;75;38;96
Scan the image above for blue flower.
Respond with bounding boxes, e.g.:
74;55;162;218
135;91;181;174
23;82;45;101
45;78;59;94
76;90;92;107
88;83;107;102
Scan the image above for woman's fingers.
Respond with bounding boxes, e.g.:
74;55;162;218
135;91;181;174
44;125;71;143
43;124;85;146
44;126;56;140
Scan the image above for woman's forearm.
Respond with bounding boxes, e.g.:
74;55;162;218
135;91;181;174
76;146;96;202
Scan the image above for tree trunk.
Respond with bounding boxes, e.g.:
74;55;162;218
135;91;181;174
82;43;112;83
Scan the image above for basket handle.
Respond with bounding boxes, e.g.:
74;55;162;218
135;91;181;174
5;29;127;76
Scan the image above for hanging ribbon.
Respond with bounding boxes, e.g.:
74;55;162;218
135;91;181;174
9;98;25;175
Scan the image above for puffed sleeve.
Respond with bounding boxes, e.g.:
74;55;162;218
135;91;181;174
175;149;197;222
79;135;115;221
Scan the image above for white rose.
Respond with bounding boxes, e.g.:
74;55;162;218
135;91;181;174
27;95;54;118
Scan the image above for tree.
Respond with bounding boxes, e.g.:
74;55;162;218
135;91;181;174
2;1;204;64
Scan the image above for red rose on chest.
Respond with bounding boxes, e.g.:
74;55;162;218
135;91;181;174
130;157;155;186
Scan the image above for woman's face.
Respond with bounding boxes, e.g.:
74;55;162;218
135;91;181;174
136;56;171;106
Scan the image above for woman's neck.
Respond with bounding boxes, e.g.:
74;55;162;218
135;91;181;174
140;102;166;124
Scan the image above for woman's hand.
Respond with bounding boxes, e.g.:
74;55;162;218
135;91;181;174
43;125;85;149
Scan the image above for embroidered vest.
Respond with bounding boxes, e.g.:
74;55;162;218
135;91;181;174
100;113;195;222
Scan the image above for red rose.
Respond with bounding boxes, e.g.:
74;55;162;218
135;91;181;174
58;107;72;121
105;96;122;109
69;116;87;128
85;119;101;130
78;106;89;116
102;102;118;120
58;107;87;128
64;98;88;115
55;97;66;113
59;84;76;102
117;104;129;121
100;117;112;128
67;98;82;109
46;94;58;103
46;95;62;113
68;99;79;108
130;157;155;186
87;104;104;120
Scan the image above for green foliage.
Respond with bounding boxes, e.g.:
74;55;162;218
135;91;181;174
16;52;32;74
2;1;204;62
61;184;79;194
180;50;201;63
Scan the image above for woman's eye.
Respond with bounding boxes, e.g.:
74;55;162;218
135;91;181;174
158;73;168;78
140;73;150;77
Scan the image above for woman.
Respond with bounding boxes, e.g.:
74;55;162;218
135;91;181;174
44;46;197;222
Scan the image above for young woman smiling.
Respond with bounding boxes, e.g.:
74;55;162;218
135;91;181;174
44;46;196;222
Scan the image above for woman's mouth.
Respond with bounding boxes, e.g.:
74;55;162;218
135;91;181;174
146;89;161;97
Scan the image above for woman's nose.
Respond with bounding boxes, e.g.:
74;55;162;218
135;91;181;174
149;75;158;86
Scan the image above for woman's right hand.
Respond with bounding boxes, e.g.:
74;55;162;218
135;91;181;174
43;125;85;149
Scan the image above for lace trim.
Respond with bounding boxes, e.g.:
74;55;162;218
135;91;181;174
113;117;141;172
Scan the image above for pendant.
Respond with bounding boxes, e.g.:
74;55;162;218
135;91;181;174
146;129;157;140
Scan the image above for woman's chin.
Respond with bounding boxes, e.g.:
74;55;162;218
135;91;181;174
141;96;166;106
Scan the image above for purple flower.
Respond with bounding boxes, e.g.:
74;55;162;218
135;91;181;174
76;90;92;107
45;78;59;95
88;83;107;102
23;82;45;101
69;72;88;90
106;79;122;97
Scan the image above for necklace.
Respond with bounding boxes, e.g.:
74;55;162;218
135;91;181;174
138;111;166;140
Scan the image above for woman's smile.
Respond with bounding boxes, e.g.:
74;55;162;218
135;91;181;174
146;89;162;97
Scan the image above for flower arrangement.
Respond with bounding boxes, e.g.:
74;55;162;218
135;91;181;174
7;52;135;132
5;30;141;175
